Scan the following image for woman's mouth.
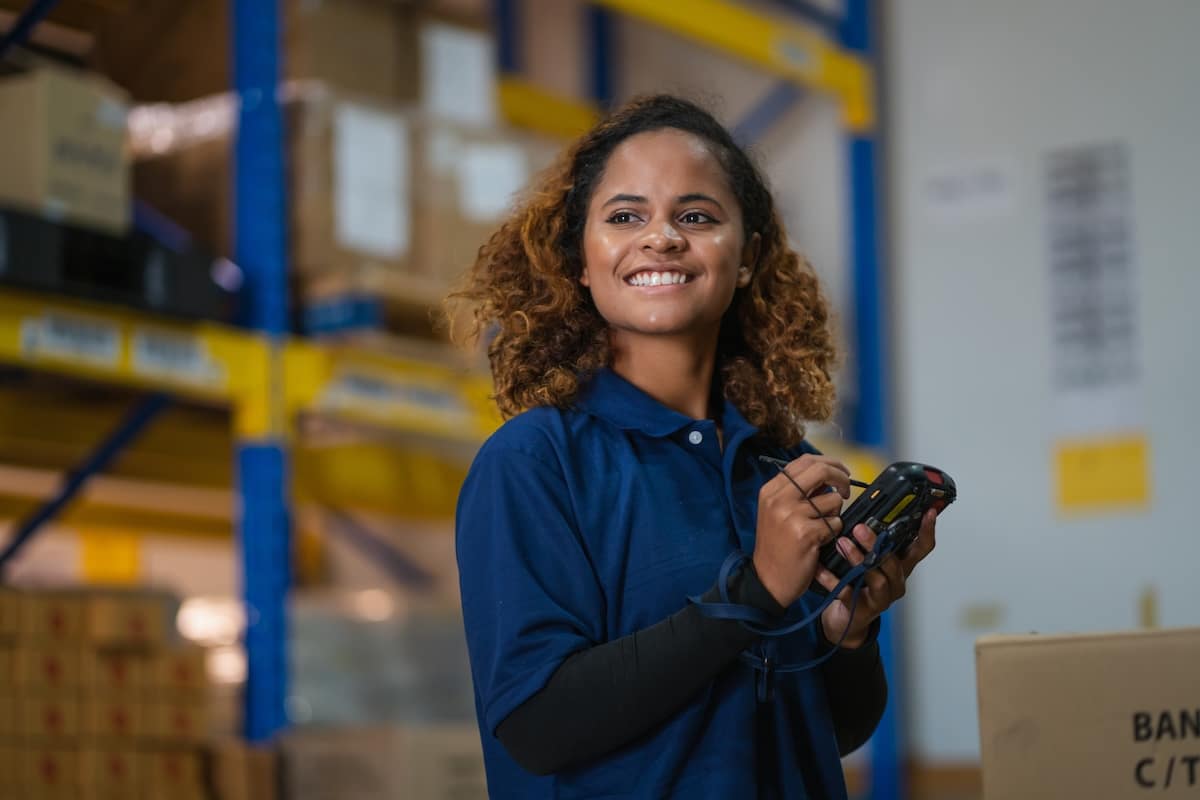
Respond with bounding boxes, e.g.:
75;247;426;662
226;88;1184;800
624;270;693;287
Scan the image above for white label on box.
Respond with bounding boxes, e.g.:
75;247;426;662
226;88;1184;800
21;312;120;368
421;22;496;127
131;329;226;388
333;103;411;259
459;143;528;222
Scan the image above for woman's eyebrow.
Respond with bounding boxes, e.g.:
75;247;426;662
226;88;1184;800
602;193;647;207
676;193;724;210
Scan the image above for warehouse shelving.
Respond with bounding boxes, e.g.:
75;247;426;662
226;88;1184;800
1;0;898;795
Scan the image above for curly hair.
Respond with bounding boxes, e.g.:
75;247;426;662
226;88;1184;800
447;94;838;447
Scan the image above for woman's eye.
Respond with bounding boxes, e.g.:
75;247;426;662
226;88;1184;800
607;211;637;224
681;211;715;225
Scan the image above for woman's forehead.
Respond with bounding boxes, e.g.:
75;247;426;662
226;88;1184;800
594;129;734;200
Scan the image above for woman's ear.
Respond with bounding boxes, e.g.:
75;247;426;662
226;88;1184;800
738;232;762;288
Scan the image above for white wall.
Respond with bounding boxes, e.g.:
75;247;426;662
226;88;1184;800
887;0;1200;761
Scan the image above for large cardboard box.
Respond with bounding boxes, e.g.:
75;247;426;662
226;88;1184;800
92;0;419;105
22;746;81;798
0;587;20;638
976;627;1200;799
0;67;130;234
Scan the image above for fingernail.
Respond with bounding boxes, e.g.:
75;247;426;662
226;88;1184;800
837;538;852;557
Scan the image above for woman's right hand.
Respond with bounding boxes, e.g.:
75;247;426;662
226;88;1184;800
752;454;852;608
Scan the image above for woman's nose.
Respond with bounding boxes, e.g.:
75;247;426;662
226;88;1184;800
640;221;685;253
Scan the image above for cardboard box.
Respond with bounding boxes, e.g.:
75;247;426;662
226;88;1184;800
144;698;209;743
83;650;145;694
976;627;1200;799
210;738;279;800
152;644;209;692
0;67;130;234
0;644;14;685
80;747;141;796
0;587;20;638
84;591;171;649
142;748;207;800
18;644;84;690
93;0;419;105
23;746;81;797
81;694;142;741
25;695;81;740
22;591;87;641
0;744;20;795
281;723;486;800
0;693;16;738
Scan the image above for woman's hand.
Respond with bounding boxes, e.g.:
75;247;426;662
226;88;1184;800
815;508;939;649
753;455;852;609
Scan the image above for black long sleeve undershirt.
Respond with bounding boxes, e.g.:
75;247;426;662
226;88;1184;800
494;563;888;776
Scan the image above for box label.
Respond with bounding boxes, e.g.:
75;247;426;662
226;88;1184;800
21;312;120;368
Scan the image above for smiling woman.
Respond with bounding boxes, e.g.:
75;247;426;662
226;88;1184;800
446;95;933;800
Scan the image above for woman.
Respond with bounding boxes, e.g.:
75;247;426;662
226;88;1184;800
450;94;937;799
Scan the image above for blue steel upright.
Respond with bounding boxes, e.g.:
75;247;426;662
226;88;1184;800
233;0;292;742
842;1;905;799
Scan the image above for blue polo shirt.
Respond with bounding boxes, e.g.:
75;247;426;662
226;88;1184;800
456;368;848;799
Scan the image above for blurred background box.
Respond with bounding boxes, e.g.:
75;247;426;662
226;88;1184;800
80;693;142;741
0;67;130;234
24;694;81;741
141;747;208;800
21;746;81;799
144;697;210;744
280;723;485;800
83;589;172;650
21;590;87;642
17;643;85;691
0;643;15;685
0;586;20;637
85;0;419;105
79;747;141;799
82;649;145;693
0;692;17;738
977;627;1200;799
210;738;280;800
150;643;209;692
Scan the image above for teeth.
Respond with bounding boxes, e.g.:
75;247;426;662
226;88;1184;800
627;271;690;286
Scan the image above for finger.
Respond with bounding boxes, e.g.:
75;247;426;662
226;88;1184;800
877;555;907;601
851;522;877;555
791;461;853;499
834;532;864;565
803;490;845;518
900;509;938;574
814;566;841;594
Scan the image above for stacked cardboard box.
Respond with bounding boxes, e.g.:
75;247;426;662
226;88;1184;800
125;4;560;343
0;585;211;800
0;66;130;235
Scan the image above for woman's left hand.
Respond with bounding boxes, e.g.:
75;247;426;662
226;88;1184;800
816;508;939;649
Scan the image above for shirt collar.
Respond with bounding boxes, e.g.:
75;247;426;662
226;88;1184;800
576;367;760;443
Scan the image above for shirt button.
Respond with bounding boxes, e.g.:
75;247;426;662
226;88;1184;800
688;430;704;445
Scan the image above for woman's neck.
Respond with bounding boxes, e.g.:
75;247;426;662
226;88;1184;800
609;333;718;421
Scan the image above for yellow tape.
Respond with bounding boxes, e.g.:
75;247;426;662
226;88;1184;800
1055;433;1151;513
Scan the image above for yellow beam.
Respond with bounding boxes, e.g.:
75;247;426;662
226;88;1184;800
0;289;273;437
591;0;875;131
498;77;601;140
285;340;501;447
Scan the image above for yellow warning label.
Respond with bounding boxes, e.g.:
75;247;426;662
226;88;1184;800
1055;433;1151;514
80;527;141;585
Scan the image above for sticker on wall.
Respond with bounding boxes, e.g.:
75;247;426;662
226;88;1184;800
1046;141;1150;514
920;157;1017;225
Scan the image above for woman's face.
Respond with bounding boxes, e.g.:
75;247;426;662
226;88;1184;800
580;128;757;348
